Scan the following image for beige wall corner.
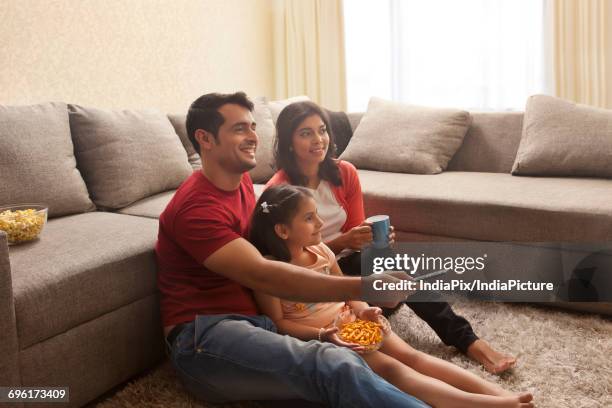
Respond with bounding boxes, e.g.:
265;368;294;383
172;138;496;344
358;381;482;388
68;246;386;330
607;3;612;109
0;0;275;113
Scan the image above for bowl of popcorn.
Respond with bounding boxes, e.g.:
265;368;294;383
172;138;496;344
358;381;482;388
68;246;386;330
333;308;391;353
0;204;48;245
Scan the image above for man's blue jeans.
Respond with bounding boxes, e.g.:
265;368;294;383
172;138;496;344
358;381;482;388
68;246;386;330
168;314;429;407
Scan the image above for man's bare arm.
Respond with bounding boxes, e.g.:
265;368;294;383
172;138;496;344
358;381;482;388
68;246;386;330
204;237;361;302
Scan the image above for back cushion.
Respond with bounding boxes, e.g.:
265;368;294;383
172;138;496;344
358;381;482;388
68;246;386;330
348;111;524;173
168;114;202;170
0;102;95;217
447;112;523;173
69;105;193;210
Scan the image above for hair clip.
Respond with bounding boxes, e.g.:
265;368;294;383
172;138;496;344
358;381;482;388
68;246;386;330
261;202;270;213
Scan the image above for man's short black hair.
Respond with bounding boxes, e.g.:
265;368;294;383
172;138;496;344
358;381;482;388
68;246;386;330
186;92;254;155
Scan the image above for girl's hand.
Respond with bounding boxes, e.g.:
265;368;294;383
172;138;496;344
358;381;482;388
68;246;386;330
343;221;373;250
357;306;383;322
319;327;365;352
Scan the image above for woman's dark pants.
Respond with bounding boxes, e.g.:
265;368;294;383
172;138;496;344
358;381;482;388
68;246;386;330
338;251;479;354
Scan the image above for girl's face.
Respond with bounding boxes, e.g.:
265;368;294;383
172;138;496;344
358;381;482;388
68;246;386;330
277;196;324;248
291;114;329;166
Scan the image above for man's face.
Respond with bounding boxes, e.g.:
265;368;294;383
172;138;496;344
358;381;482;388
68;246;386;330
208;103;258;174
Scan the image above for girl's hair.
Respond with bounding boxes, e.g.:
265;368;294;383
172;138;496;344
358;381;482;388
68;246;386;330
274;101;342;187
249;185;313;262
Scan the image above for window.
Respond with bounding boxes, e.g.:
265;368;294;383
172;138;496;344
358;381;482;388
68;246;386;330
344;0;547;111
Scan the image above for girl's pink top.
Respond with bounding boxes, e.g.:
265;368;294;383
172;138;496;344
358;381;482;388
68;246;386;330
280;243;346;328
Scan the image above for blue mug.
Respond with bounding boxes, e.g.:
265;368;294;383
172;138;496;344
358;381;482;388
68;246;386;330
367;215;390;249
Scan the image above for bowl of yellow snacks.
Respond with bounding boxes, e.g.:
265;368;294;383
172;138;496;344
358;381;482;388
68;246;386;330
333;308;391;353
0;204;48;245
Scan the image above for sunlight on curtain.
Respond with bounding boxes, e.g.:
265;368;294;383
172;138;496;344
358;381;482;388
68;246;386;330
344;0;547;111
273;0;347;111
552;0;608;108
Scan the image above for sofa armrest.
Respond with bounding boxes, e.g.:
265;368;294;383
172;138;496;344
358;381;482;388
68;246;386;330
0;231;21;388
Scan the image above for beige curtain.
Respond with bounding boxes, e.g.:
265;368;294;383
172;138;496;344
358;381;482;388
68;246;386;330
273;0;347;111
552;0;609;108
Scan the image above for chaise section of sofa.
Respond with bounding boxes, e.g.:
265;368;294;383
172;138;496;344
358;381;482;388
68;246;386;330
348;111;612;242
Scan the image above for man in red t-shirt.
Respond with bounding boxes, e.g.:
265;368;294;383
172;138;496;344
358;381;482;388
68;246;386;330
155;92;427;407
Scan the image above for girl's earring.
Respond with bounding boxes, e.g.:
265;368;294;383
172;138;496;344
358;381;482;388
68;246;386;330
289;146;293;152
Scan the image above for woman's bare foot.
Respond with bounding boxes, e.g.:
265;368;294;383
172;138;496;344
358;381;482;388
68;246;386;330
467;339;517;374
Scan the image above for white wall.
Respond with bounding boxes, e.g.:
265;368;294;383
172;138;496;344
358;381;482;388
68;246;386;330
0;0;275;113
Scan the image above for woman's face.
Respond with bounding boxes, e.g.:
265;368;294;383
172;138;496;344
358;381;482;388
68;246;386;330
291;114;329;166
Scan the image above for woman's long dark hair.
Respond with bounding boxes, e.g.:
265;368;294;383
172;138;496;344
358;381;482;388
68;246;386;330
249;185;313;262
274;101;342;187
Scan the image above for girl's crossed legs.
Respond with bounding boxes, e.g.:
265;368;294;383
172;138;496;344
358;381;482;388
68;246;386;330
361;332;534;408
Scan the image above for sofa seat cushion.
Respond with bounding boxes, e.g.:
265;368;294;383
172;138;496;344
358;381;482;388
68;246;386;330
117;184;267;220
9;212;159;349
358;170;612;241
117;191;177;219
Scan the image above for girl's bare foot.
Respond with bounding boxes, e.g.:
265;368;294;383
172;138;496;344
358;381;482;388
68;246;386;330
467;339;517;374
469;392;534;408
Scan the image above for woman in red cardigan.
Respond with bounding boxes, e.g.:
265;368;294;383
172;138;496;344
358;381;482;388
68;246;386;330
265;101;516;374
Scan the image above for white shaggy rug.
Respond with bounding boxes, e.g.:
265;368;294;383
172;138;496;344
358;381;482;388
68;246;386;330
96;301;612;408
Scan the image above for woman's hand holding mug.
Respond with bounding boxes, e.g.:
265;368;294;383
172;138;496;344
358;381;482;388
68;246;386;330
344;221;373;250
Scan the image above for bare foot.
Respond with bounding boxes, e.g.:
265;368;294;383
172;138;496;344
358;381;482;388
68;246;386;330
517;392;534;407
454;391;533;408
467;339;517;374
482;392;534;408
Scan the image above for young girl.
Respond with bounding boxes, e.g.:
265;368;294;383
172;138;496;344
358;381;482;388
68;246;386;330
266;101;516;374
249;185;534;408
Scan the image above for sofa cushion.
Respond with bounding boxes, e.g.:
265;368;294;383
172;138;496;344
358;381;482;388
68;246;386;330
348;111;524;174
250;97;277;183
68;105;193;210
512;95;612;178
117;190;176;219
359;170;612;241
167;114;202;170
326;109;353;156
9;212;159;349
0;102;95;217
268;95;311;122
447;112;523;173
118;184;267;219
340;98;471;174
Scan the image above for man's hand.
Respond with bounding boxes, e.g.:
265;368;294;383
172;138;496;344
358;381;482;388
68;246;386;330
362;271;416;308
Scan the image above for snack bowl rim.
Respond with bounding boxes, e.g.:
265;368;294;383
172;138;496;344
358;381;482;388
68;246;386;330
0;203;49;214
0;203;49;244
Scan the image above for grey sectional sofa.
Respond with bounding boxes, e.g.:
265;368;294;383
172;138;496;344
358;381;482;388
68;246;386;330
1;102;610;407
